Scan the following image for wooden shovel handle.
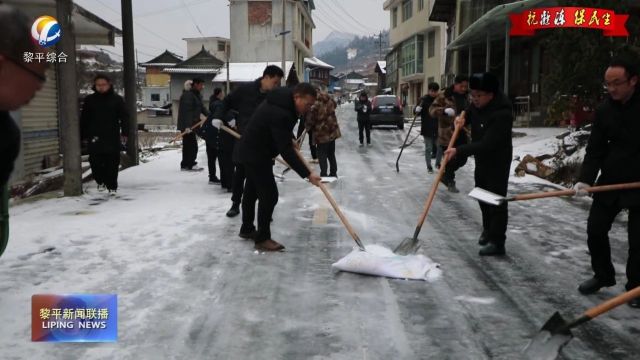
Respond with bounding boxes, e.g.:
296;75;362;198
220;125;290;169
584;285;640;319
416;111;466;229
512;182;640;201
293;145;365;250
170;114;207;143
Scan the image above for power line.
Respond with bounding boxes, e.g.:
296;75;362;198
328;0;378;33
135;0;210;18
322;0;374;34
314;7;353;34
179;0;205;37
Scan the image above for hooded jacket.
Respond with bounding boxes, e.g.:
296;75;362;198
305;93;341;145
177;87;208;131
80;87;129;154
236;87;310;178
578;88;640;207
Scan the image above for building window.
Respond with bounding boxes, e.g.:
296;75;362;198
402;0;413;22
427;31;435;58
151;93;160;101
218;41;226;52
418;0;424;11
416;34;424;73
401;37;416;77
427;76;435;85
392;7;398;28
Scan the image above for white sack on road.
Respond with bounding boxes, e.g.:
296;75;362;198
332;245;442;281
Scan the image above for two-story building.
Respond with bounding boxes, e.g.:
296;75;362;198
139;50;182;108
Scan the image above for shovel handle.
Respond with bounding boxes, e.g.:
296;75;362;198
220;125;290;169
170;114;207;143
512;182;640;201
415;112;466;230
293;145;365;251
583;285;640;320
395;115;419;172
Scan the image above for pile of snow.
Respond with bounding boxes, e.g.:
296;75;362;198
332;245;442;281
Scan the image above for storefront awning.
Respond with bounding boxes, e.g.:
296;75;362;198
447;0;555;50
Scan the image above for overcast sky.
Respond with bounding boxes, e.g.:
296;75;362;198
73;0;389;62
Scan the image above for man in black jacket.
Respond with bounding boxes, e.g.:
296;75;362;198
415;82;440;173
80;75;129;193
354;91;372;146
202;88;224;184
232;83;322;251
177;78;208;171
212;65;284;218
444;73;513;256
572;55;640;307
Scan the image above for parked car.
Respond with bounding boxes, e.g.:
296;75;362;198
369;95;404;129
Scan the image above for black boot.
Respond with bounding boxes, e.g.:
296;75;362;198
479;243;505;256
238;226;258;240
226;202;240;217
578;277;615;295
478;230;489;246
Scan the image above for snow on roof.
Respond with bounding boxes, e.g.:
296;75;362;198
163;68;220;74
376;61;387;74
364;82;378;87
304;57;334;70
345;79;365;84
212;61;294;83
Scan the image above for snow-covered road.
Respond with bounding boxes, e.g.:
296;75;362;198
1;104;638;359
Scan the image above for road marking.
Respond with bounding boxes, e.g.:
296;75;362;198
312;207;328;225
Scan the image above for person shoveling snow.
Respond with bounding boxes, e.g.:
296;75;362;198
332;245;441;281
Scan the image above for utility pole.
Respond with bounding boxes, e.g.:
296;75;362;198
281;0;286;86
57;0;82;196
226;41;230;94
121;0;138;166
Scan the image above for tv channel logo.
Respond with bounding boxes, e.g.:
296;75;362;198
31;15;62;48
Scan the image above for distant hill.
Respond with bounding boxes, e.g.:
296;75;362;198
313;31;357;56
317;30;389;72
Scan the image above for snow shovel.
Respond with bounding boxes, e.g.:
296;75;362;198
293;146;366;251
169;114;207;144
522;285;640;360
393;111;466;255
212;120;292;170
395;115;419;172
469;181;640;206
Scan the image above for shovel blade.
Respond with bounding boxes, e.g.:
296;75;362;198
468;187;505;206
393;237;421;255
522;312;573;360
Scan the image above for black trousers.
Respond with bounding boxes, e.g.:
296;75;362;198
242;162;278;242
231;163;246;204
308;130;317;159
357;119;371;144
181;132;198;169
441;145;467;183
90;152;120;190
219;133;235;189
475;165;510;246
205;139;219;180
587;199;640;290
317;141;337;177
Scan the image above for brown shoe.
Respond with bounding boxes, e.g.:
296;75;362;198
254;239;285;252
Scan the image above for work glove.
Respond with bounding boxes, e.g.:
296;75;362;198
362;106;367;113
184;127;192;134
444;108;455;117
228;119;237;128
573;182;590;197
415;105;422;114
211;119;223;129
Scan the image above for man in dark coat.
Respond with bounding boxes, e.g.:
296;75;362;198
80;75;129;193
212;65;284;218
445;73;513;256
415;82;440;173
230;83;321;252
354;91;372;146
201;88;224;184
430;75;470;192
177;78;208;171
572;55;640;308
0;4;48;258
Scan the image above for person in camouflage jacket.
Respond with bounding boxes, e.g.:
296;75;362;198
305;93;341;177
